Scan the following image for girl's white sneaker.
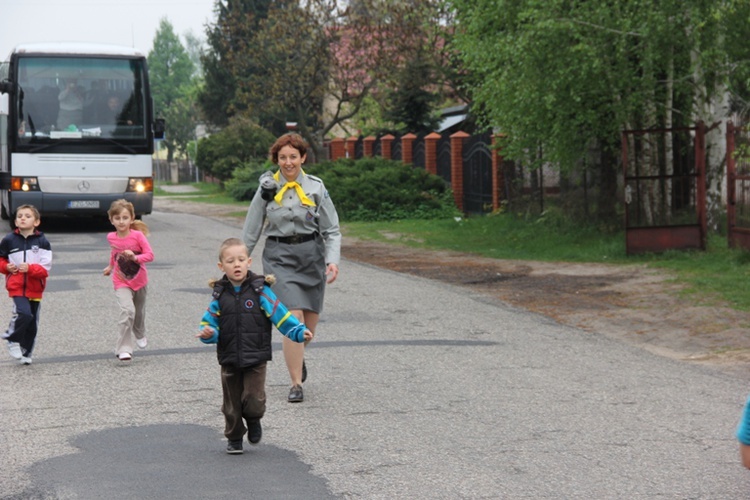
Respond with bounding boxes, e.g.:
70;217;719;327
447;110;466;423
7;342;22;360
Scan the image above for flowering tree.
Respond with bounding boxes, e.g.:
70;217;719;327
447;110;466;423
201;0;451;160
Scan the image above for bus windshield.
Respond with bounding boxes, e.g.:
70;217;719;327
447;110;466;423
14;56;146;144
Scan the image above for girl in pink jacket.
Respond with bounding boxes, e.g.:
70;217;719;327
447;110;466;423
103;199;154;362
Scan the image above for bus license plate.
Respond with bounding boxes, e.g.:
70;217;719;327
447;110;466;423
68;200;100;209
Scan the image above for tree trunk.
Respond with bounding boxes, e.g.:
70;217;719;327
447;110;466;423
691;30;729;231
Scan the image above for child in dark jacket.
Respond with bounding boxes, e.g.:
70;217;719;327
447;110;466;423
0;205;52;365
198;238;313;454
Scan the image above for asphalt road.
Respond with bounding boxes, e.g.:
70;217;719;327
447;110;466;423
1;208;750;499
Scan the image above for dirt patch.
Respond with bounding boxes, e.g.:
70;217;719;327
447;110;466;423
155;197;750;374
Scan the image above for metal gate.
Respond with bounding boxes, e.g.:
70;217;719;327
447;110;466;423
622;123;707;255
436;134;451;184
462;132;493;214
727;122;750;249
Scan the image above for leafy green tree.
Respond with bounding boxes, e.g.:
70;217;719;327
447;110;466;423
183;30;205;78
450;0;750;224
232;0;330;155
199;0;273;127
350;93;393;137
383;52;441;133
148;18;197;162
195;116;275;182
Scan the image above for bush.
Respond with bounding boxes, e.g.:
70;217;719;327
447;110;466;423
196;117;275;182
306;157;461;221
225;161;274;201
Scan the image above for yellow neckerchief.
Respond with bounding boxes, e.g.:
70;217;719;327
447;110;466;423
273;170;316;207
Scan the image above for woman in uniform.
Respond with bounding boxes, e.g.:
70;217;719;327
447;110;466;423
242;133;341;403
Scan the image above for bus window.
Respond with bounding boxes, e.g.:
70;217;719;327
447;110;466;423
15;57;146;142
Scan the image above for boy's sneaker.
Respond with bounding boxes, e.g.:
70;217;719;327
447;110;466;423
248;420;262;445
118;352;132;361
20;356;32;365
7;342;22;360
136;337;148;349
226;440;243;454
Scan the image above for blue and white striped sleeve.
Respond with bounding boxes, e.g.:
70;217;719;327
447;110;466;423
198;299;220;344
259;285;306;343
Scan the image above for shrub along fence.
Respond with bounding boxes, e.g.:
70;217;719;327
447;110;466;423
325;131;563;215
326;132;505;214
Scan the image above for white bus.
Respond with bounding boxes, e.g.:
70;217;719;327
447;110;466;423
0;42;164;220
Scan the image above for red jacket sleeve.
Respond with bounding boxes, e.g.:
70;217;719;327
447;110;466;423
26;263;49;279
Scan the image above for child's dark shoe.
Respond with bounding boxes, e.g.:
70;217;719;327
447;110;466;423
226;440;243;454
248;420;262;445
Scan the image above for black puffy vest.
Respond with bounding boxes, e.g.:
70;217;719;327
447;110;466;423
213;272;273;368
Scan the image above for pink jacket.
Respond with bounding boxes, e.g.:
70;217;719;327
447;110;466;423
107;230;153;291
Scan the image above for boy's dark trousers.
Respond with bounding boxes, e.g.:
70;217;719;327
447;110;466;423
5;297;41;357
221;362;267;441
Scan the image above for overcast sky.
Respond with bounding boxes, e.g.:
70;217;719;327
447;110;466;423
0;0;217;59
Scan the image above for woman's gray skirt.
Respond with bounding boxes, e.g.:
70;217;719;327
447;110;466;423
262;235;326;313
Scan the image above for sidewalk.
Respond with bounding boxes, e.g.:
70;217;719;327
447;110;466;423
158;184;201;194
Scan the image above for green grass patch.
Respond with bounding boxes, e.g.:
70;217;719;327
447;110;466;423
343;214;629;263
644;234;750;311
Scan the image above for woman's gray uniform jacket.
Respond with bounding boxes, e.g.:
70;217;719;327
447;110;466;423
242;171;341;313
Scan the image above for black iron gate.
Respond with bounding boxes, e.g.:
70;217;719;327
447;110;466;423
436;134;451;184
462;132;493;214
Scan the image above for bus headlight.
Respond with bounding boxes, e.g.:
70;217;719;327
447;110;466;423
127;177;153;193
11;177;40;192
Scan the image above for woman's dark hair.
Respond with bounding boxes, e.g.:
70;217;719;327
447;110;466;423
269;133;308;163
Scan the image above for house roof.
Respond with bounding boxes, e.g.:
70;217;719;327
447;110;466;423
438;113;467;132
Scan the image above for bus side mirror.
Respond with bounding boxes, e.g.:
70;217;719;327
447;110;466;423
0;80;13;95
153;119;165;140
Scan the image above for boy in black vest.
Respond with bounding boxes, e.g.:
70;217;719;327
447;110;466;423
198;238;312;454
